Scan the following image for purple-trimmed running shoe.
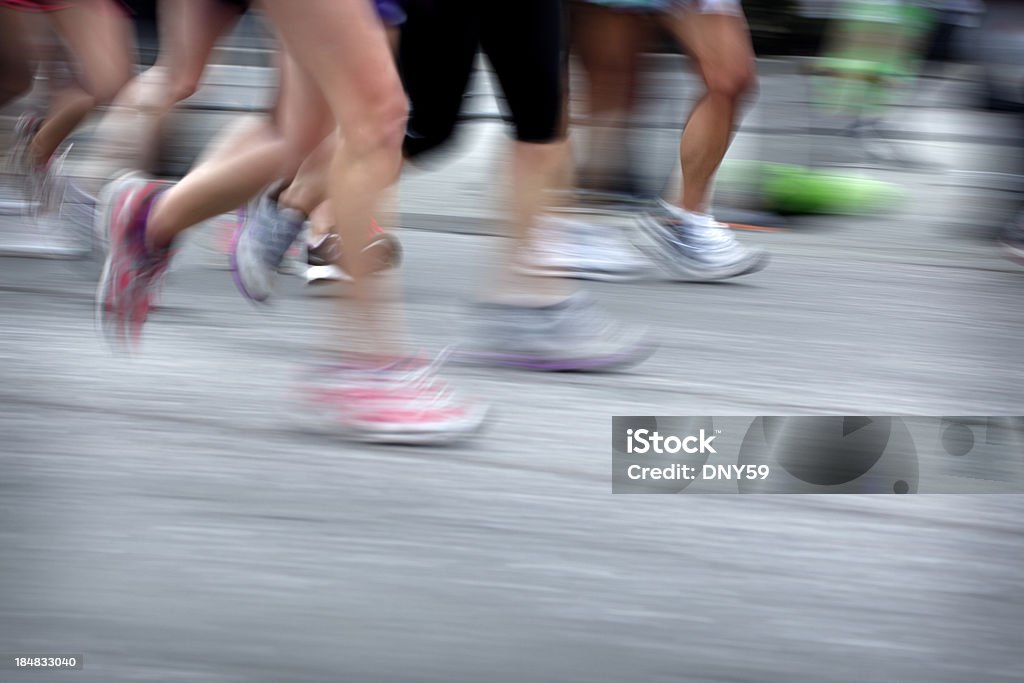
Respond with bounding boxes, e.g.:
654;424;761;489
230;188;307;303
459;292;655;372
94;172;171;351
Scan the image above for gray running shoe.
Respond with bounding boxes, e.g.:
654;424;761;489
460;292;655;372
230;189;307;303
636;199;769;281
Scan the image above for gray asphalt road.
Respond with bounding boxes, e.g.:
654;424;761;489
1;219;1023;681
2;63;1023;682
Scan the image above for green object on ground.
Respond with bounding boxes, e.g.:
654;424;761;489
761;163;902;215
716;160;904;216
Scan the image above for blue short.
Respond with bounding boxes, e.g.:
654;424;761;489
375;0;406;26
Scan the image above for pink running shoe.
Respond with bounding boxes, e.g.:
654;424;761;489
298;353;488;445
94;172;171;351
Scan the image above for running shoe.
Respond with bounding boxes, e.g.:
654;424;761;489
7;113;42;176
636;199;768;281
1001;210;1024;266
231;189;308;303
31;142;75;218
298;353;488;444
304;233;351;284
523;215;651;282
8;114;59;214
459;291;655;372
304;219;402;285
94;172;171;351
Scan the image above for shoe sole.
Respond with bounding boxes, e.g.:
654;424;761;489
635;214;770;281
455;338;656;373
296;396;489;446
229;219;269;304
304;264;352;284
349;412;489;446
520;264;650;283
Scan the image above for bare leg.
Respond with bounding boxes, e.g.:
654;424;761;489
261;0;407;356
104;0;243;170
146;53;334;248
0;8;34;110
573;4;649;193
276;25;402;237
30;0;134;165
153;0;244;106
492;140;572;303
277;133;336;215
659;11;756;213
307;200;333;242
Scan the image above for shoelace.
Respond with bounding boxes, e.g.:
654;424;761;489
664;215;735;250
309;347;458;407
698;218;736;246
383;348;457;405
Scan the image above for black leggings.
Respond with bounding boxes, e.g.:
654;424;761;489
399;0;565;162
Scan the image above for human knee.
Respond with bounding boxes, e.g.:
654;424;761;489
169;73;201;104
705;59;757;101
349;89;409;156
88;64;133;106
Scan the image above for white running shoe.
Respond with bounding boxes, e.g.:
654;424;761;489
636;200;769;281
523;215;651;282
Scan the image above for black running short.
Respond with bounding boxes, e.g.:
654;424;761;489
399;0;565;162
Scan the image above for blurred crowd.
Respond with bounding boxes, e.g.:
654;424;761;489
1;0;1020;443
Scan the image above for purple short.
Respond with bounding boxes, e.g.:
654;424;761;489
375;0;405;27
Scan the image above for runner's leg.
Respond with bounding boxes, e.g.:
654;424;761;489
145;52;334;249
242;0;408;355
30;0;134;165
658;3;756;213
106;0;245;170
0;7;34;110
